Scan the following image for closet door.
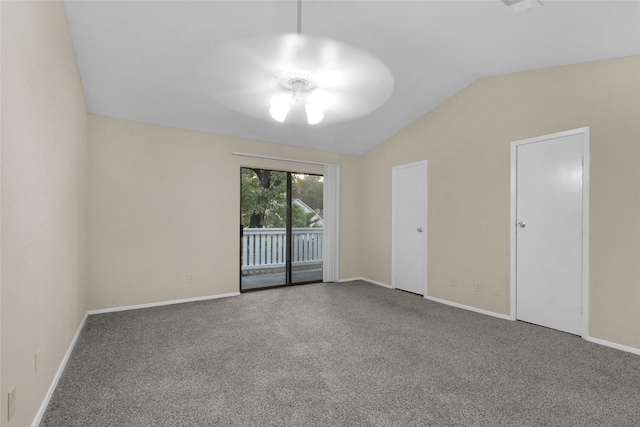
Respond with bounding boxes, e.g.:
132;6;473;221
392;161;427;295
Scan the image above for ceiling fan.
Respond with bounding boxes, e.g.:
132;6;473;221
201;0;394;125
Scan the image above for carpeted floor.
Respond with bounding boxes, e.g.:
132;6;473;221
41;281;640;426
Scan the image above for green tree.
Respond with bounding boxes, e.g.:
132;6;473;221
241;168;287;228
292;174;323;212
241;169;324;228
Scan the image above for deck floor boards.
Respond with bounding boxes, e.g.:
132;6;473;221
241;268;323;290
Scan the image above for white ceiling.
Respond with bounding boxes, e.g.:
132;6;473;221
64;1;640;155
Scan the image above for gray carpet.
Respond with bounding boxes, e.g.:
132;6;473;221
41;281;640;426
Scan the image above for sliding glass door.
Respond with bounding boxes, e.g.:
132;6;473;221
240;168;323;291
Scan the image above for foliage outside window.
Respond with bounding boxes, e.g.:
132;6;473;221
241;169;323;228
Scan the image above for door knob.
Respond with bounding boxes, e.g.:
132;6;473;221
417;228;423;232
517;221;526;228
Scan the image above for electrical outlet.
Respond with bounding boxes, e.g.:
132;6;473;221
35;349;40;375
450;280;456;286
187;274;194;283
475;283;481;292
8;385;16;421
491;284;500;296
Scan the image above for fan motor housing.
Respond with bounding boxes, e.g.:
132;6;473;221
278;70;317;91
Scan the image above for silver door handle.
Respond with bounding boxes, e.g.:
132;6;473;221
417;228;423;232
517;221;526;228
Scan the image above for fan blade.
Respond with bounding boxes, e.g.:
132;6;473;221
200;34;393;123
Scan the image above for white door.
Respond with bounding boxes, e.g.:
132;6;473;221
513;130;588;335
392;161;427;295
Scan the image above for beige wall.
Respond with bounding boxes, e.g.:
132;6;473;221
1;2;89;426
88;116;361;310
1;3;638;424
360;56;640;349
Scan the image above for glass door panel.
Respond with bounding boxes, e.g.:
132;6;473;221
240;168;287;290
291;174;324;284
240;169;323;291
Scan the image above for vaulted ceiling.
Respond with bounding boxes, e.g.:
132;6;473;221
64;1;640;155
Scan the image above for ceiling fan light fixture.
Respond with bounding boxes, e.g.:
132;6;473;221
305;103;324;125
204;34;394;125
269;93;291;122
269;105;288;123
502;0;543;13
270;71;329;125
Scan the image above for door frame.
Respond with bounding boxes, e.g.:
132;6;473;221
392;160;428;296
509;127;590;338
239;167;324;292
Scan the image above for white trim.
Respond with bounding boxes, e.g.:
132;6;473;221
581;129;591;338
336;279;638;355
364;278;394;289
509;127;590;337
425;296;512;321
31;312;89;427
340;277;394;289
232;152;338;167
392;160;428;296
337;277;361;283
351;276;510;320
586;336;640;357
509;141;518;320
87;292;240;315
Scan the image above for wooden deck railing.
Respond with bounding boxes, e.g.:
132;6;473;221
241;227;323;271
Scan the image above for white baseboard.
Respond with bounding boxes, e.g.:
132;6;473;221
425;295;512;321
32;312;88;427
337;277;362;283
426;297;639;355
586;336;640;356
344;280;639;358
87;292;240;315
339;277;394;289
343;278;508;321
